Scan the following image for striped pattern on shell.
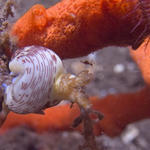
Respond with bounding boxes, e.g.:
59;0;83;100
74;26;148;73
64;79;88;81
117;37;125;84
4;46;64;114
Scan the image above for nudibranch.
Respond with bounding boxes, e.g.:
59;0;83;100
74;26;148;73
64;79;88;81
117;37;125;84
2;46;92;115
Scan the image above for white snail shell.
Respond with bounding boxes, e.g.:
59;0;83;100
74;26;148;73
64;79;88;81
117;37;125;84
4;46;64;114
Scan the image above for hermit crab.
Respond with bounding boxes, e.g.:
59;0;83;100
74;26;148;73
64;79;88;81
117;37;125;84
0;46;103;134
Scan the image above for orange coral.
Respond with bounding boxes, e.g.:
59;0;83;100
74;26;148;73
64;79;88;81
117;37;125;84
11;0;149;58
130;38;150;84
0;104;80;134
1;85;150;137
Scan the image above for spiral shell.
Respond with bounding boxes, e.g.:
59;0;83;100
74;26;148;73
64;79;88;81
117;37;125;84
4;46;64;114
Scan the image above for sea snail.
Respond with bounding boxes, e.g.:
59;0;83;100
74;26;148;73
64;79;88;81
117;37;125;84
2;46;92;115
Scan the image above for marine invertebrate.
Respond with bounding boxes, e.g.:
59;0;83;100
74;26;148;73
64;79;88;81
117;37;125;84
0;45;103;149
3;45;64;114
1;45;95;114
11;0;150;59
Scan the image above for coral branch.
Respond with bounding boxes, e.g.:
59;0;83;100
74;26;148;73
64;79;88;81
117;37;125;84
130;38;150;84
1;85;150;137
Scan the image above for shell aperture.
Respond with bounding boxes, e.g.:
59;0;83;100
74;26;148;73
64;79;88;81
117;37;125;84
4;46;64;114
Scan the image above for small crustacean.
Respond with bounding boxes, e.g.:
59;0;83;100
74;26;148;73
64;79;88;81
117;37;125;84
0;46;102;128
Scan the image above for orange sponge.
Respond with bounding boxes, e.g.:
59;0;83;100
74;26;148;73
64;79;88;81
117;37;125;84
11;0;149;58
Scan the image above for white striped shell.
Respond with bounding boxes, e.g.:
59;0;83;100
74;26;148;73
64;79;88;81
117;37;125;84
4;46;64;114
